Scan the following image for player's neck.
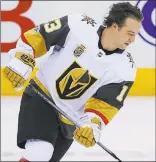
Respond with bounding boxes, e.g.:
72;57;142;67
101;27;118;51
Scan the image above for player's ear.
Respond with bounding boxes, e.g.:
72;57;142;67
112;23;119;31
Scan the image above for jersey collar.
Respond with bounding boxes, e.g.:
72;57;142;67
97;25;124;55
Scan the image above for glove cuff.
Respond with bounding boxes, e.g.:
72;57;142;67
86;112;106;130
15;52;36;69
7;57;33;80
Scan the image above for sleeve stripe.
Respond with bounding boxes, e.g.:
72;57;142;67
85;108;109;125
23;29;48;58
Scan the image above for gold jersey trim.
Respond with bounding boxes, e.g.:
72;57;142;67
59;114;74;125
85;97;119;122
32;76;50;97
24;29;47;58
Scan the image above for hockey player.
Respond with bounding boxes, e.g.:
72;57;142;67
4;2;143;162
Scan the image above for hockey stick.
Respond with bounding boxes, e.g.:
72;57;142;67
30;85;122;162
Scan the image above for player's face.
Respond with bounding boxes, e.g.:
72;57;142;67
115;18;142;49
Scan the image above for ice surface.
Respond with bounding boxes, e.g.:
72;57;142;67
1;96;155;161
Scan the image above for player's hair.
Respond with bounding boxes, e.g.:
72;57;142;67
103;2;143;28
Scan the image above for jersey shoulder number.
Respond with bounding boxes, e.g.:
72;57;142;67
44;18;62;33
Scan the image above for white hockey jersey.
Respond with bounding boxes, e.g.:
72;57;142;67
11;14;137;126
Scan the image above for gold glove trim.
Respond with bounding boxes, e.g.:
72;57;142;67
4;67;26;88
73;126;96;147
91;117;101;128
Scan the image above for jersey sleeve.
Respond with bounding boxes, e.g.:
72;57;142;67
21;15;70;58
85;81;134;126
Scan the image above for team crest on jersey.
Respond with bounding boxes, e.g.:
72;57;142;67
56;61;97;99
81;15;97;27
73;44;86;57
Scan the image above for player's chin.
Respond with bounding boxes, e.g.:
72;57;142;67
119;44;128;49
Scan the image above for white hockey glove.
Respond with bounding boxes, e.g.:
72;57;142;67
73;117;101;148
4;50;35;90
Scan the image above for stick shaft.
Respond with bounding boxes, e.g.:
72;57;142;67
31;85;122;161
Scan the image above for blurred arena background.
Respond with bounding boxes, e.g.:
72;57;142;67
1;1;155;161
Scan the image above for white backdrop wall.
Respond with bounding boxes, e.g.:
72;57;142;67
1;1;156;67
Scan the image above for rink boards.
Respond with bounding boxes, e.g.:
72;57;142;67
1;67;155;96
